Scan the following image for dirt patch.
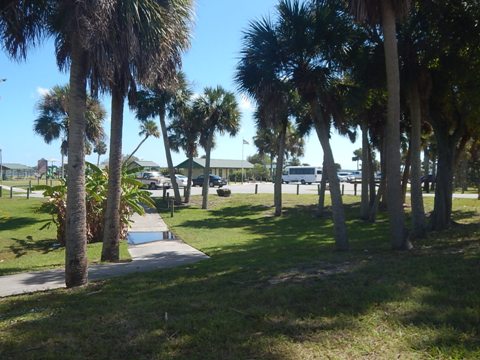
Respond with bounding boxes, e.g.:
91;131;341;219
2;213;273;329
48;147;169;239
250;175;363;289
268;261;361;285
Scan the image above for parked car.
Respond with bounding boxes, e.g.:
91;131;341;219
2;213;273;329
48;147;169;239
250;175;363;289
173;174;191;187
337;171;352;182
138;171;171;190
421;174;436;183
347;171;362;183
192;174;227;187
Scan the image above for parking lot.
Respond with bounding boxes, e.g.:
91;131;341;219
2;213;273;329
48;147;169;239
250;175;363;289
150;181;364;197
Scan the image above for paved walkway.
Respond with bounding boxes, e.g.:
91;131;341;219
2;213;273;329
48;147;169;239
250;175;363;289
0;209;209;297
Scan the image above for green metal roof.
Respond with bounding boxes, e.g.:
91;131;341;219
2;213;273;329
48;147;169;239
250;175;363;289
175;158;254;169
132;160;160;168
2;163;33;170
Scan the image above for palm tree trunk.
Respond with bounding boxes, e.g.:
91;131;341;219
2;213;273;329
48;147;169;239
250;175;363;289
317;155;327;217
368;142;376;206
202;132;214;209
185;153;194;203
159;109;181;204
381;0;406;250
102;88;124;262
61;152;65;178
369;176;385;223
401;147;411;204
408;82;426;238
312;104;348;250
65;35;88;288
96;153;100;167
274;122;287;217
430;127;455;230
124;136;148;165
360;122;370;220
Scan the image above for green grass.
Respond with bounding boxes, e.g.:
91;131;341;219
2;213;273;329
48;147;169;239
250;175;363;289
0;194;479;359
0;197;130;275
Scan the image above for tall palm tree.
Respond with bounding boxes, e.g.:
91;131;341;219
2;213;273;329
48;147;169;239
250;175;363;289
100;1;193;262
134;72;192;206
194;86;241;210
348;0;410;249
2;1;123;286
34;84;106;173
273;0;353;250
124;120;160;165
236;15;292;216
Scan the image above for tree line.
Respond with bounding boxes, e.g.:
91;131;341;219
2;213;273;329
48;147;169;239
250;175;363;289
2;0;479;287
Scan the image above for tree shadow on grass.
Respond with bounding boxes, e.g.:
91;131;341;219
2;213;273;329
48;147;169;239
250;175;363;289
8;237;59;258
0;201;479;359
0;217;46;231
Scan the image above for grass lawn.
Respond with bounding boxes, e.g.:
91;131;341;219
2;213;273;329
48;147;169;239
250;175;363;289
0;194;479;359
0;197;130;275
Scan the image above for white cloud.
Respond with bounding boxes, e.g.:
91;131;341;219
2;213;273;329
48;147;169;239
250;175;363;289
36;87;51;97
239;95;254;112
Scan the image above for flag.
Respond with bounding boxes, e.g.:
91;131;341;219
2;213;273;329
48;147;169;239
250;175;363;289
242;139;249;145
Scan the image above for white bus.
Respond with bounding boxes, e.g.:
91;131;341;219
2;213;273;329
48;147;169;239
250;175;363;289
282;166;322;184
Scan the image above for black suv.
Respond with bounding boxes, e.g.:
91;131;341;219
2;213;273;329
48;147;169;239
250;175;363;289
192;174;227;187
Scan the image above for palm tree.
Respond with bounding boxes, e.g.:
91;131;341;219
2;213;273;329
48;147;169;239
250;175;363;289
2;1;134;286
100;1;193;262
124;120;160;165
133;72;192;206
168;91;201;204
235;15;292;216
348;0;410;249
93;140;107;167
194;86;241;210
273;0;352;250
34;84;106;173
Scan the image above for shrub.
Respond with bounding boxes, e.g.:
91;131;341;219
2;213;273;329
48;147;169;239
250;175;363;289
217;188;231;197
38;163;154;245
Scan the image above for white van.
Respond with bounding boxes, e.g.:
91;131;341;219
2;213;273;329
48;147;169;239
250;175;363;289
282;166;322;184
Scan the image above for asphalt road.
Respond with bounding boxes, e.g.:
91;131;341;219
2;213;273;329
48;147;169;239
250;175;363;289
151;182;479;199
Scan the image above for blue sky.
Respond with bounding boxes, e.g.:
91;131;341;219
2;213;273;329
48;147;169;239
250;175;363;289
0;0;360;170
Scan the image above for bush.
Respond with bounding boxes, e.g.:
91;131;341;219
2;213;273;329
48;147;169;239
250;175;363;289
38;163;154;245
217;188;231;197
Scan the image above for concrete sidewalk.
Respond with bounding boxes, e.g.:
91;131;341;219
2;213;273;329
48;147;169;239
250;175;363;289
0;210;208;297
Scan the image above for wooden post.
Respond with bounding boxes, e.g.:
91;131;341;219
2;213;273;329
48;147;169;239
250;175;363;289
163;187;167;200
354;183;357;196
296;184;300;195
27;188;30;199
0;186;2;197
170;199;174;217
317;184;320;195
255;184;258;194
50;179;53;187
29;180;32;193
10;187;13;198
342;184;344;196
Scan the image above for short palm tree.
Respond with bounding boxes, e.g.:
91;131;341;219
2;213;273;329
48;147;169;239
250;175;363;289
124;120;160;166
168;91;201;203
348;0;411;249
34;84;106;175
194;86;241;209
93;140;108;167
133;72;192;206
